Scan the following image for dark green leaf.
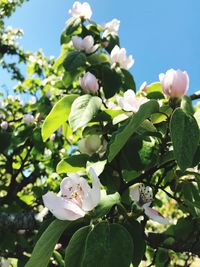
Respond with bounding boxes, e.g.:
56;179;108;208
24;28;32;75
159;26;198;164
108;100;159;162
65;17;81;35
170;108;199;171
65;226;92;267
63;51;86;73
82;222;133;267
102;65;122;99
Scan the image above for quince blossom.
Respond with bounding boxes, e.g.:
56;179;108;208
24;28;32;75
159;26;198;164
103;19;120;35
80;72;99;93
118;89;148;112
69;1;92;20
23;114;34;125
72;35;98;54
130;183;169;224
1;121;8;130
110;45;134;70
159;69;189;98
43;168;101;221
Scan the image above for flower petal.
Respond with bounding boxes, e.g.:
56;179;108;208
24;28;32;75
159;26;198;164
43;192;85;221
143;204;169;225
129;184;140;202
89;167;101;207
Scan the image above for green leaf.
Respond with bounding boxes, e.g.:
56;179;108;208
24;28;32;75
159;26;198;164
69;95;102;131
82;222;133;267
124;219;146;267
56;154;89;174
93;191;121;219
0;132;11;152
66;17;81;35
181;95;194;115
42;95;77;141
102;65;122;99
170;108;199;171
63;51;86;73
121;69;136;92
108;100;159;162
87;53;109;65
25;219;71;267
194;109;200;128
65;226;91;267
146;82;164;99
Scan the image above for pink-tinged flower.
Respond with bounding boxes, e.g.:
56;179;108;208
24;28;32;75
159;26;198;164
72;35;98;54
23;114;34;125
130;183;169;224
43;168;101;221
1;121;8;130
69;1;92;20
139;81;148;93
78;135;102;156
118;89;148;112
110;45;134;70
159;69;189;98
103;19;120;34
80;72;99;93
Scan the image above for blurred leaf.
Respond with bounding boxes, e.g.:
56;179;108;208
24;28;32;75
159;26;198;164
181;95;194;115
66;17;81;35
121;69;136;92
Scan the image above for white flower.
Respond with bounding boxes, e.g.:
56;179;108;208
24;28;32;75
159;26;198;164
103;19;120;34
110;45;134;70
139;81;148;92
50;133;56;141
23;114;35;125
43;168;101;220
130;183;169;224
44;148;52;157
159;69;189;98
69;1;92;20
1;121;8;130
72;35;98;54
80;72;99;93
118;89;148;112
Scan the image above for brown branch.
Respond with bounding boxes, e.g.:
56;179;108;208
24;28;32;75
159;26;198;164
190;92;200;101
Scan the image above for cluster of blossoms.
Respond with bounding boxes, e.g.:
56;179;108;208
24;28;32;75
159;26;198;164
42;1;190;224
43;168;101;220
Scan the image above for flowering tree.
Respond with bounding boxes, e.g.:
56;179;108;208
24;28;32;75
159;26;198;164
1;1;200;266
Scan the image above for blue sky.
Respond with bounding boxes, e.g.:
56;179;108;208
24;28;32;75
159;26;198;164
2;0;200;95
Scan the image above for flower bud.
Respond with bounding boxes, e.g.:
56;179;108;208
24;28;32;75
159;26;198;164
78;135;102;156
80;72;99;93
69;1;92;20
72;35;98;54
23;114;35;125
1;121;8;130
159;69;189;98
110;45;134;70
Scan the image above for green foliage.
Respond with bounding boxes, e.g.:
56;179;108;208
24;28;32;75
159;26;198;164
170;108;199;171
25;220;72;267
69;95;102;131
42;95;77;141
81;222;133;267
56;154;89;173
63;51;87;73
108;100;159;162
